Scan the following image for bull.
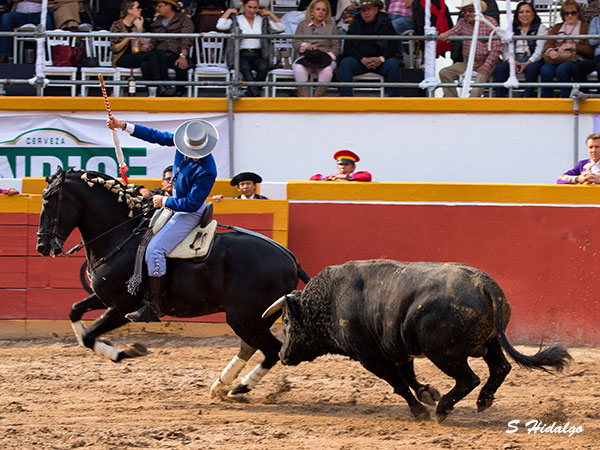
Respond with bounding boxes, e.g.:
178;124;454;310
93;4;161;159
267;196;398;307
263;259;572;421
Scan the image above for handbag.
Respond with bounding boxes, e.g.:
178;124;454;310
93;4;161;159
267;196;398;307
52;45;83;67
543;47;577;64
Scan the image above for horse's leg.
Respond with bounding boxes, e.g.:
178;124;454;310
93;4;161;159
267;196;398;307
209;339;256;398
81;306;147;362
227;324;282;398
69;294;105;347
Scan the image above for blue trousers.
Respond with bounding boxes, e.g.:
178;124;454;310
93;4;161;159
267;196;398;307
0;12;55;57
339;56;402;97
494;60;543;98
146;208;204;277
540;61;575;98
389;14;415;55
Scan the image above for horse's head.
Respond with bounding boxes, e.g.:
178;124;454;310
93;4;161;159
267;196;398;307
36;166;74;256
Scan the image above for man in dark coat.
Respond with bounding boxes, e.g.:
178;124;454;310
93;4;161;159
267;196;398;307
338;0;402;96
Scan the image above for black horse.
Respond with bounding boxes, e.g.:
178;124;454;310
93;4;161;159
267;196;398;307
36;167;309;398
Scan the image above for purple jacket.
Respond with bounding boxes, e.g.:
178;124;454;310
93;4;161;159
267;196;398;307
557;159;597;184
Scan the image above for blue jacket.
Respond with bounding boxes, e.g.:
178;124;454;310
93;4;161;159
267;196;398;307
132;124;217;212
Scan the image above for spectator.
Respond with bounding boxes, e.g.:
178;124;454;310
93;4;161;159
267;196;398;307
583;0;600;23
217;0;285;97
110;0;176;97
310;150;372;181
571;12;600;91
0;0;55;64
438;0;500;98
412;0;453;57
540;0;592;98
149;0;194;97
292;0;340;97
335;0;357;34
385;0;415;54
338;0;401;97
213;171;268;200
1;187;19;196
557;133;600;184
49;0;92;31
495;1;547;98
138;165;174;199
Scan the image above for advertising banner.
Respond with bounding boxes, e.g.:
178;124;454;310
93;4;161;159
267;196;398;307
0;114;230;179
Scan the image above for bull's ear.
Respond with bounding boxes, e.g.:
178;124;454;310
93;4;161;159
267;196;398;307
287;295;302;321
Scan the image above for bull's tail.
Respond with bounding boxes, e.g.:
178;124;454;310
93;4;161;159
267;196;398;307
487;278;572;373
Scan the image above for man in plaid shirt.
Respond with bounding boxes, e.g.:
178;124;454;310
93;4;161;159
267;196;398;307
438;0;500;97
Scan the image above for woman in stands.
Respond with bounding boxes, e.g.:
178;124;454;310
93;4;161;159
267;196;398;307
539;0;592;98
110;0;175;96
292;0;340;97
495;2;547;98
217;0;285;97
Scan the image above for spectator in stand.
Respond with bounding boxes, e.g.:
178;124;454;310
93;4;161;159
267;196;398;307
385;0;415;56
49;0;92;31
217;0;285;97
138;165;174;199
1;187;19;196
557;133;600;184
495;1;547;98
338;0;401;97
310;150;372;181
412;0;453;58
110;0;176;97
335;0;357;35
213;172;268;200
540;0;592;98
293;0;340;97
149;0;194;97
583;0;600;23
0;0;55;63
571;12;600;91
438;0;500;97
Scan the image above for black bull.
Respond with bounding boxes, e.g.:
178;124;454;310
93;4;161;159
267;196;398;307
36;167;309;398
264;260;572;421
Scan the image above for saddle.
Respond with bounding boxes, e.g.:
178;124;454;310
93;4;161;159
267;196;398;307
151;202;217;259
126;203;216;295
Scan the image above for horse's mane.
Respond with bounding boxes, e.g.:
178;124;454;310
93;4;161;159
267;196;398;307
43;169;152;216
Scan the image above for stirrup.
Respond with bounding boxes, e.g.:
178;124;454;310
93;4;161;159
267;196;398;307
125;305;161;323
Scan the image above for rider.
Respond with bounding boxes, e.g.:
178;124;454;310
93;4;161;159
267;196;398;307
107;117;218;322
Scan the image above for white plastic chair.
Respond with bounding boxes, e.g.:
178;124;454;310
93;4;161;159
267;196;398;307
193;32;230;96
43;34;79;97
267;38;295;96
12;23;37;64
352;72;385;97
80;31;118;96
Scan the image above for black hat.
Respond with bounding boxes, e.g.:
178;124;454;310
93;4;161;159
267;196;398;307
230;172;262;186
296;50;332;69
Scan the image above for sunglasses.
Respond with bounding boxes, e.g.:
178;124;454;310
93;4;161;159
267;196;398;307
563;10;578;16
163;177;172;182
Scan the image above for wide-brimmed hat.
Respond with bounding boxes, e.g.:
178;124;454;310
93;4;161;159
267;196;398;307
457;0;487;13
334;149;360;164
173;119;218;159
230;172;262;186
297;49;332;69
154;0;181;10
352;0;384;9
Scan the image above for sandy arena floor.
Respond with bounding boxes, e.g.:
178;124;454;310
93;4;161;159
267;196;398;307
0;333;598;449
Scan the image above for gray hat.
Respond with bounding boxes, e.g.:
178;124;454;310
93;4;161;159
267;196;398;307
173;119;219;159
352;0;384;9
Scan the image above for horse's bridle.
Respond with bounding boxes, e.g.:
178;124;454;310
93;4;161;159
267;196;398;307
37;181;148;260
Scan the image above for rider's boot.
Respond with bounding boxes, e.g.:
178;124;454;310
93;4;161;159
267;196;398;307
125;275;165;323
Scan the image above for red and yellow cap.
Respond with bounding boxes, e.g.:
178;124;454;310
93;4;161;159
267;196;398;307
334;149;360;164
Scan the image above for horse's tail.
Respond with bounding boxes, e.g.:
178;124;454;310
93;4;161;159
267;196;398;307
296;263;310;284
486;275;572;373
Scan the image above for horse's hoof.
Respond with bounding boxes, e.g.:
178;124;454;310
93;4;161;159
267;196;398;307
410;404;430;421
123;343;148;358
210;379;228;398
227;384;250;398
477;396;494;412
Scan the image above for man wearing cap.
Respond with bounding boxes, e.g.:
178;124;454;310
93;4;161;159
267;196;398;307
310;150;372;181
107;116;218;322
213;172;269;200
338;0;402;97
149;0;195;97
438;0;500;97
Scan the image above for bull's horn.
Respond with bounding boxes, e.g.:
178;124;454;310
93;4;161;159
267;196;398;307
262;295;286;319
